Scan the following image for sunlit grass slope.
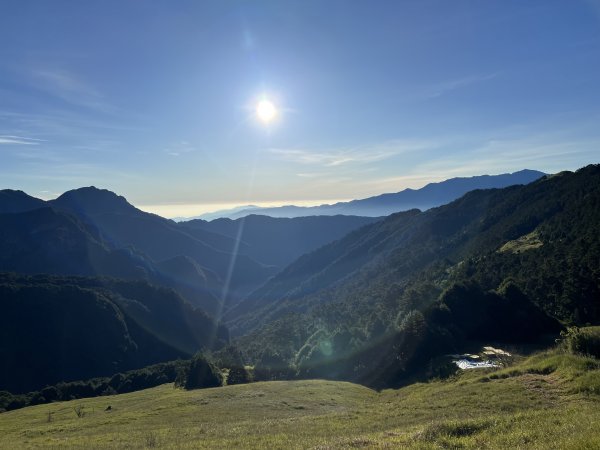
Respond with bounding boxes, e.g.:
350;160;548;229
1;351;599;449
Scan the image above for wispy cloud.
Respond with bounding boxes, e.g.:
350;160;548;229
163;141;197;157
269;139;434;167
30;68;113;113
424;136;598;176
286;123;600;199
0;107;142;161
424;73;498;99
0;110;145;140
296;172;327;178
0;162;142;185
0;135;44;145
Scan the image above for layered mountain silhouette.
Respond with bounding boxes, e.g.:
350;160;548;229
196;170;545;219
49;187;275;304
0;186;380;314
0;186;385;392
1;166;598;395
179;214;381;267
0;203;224;313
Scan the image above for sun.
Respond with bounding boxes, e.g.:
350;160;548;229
256;99;277;123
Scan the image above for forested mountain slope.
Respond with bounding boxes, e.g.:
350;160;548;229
50;187;275;302
233;165;600;386
0;207;222;313
0;273;228;394
0;187;379;314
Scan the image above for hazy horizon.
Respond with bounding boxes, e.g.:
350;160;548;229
137;198;352;219
25;166;546;219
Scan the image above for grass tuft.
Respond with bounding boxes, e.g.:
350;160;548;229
417;418;493;441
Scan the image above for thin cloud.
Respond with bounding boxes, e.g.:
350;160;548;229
29;68;114;113
310;129;600;197
424;73;498;99
163;141;197;157
0;135;44;145
0;162;143;184
269;139;434;167
412;135;600;181
296;172;327;178
0;110;143;134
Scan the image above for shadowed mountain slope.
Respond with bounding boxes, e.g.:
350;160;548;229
0;187;382;313
0;206;224;313
0;189;46;214
180;214;382;268
0;273;228;394
49;187;274;302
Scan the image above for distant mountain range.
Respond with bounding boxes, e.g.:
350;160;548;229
0;187;378;315
0;170;546;316
180;205;260;222
193;170;545;220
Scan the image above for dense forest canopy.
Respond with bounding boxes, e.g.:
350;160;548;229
233;165;600;386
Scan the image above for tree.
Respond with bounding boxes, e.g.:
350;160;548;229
175;354;222;390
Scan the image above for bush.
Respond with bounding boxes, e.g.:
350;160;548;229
226;367;251;385
562;327;600;358
211;345;252;386
40;386;59;402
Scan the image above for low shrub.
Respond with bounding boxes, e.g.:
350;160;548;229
562;327;600;358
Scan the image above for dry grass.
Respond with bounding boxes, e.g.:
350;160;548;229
498;230;543;254
1;352;599;449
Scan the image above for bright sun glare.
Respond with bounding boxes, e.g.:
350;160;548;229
256;99;277;123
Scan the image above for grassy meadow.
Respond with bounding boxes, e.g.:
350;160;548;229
1;350;599;449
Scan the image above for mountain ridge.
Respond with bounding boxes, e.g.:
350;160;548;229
194;169;545;220
0;189;47;214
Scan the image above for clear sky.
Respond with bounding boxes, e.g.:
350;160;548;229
1;1;599;217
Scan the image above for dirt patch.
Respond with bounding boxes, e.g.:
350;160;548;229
518;373;565;405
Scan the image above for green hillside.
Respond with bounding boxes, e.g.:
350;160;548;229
231;166;600;385
1;348;599;449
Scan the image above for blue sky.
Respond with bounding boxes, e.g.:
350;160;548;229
1;0;599;217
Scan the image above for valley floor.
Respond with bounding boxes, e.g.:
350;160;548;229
1;352;599;449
